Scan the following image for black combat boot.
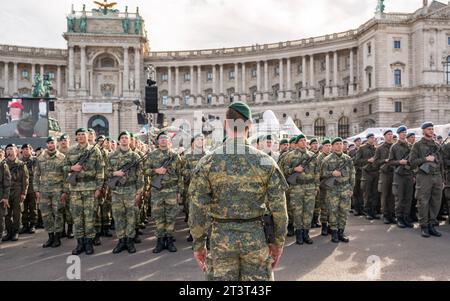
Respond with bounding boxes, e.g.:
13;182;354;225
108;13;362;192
403;216;414;228
321;223;329;236
67;224;74;239
331;230;339;243
113;238;126;254
152;237;165;254
43;233;55;248
383;215;392;224
110;219;115;230
396;216;407;229
365;209;374;220
1;233;11;242
166;236;177;253
93;233;102;246
295;229;304;245
287;223;295;237
303;229;313;245
52;233;62;248
134;229;142;244
126;237;137;254
338;229;349;243
84;238;95;255
102;226;113;237
421;226;430;238
28;224;36;234
187;232;193;242
19;223;29;234
11;232;19;241
72;238;85;255
428;224;442;237
311;215;321;228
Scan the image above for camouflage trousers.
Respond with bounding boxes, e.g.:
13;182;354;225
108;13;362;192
39;192;64;234
151;188;179;238
289;185;317;230
393;173;414;217
111;192;137;239
326;188;351;231
5;191;22;234
317;187;329;224
95;193;112;232
70;191;96;239
285;188;292;224
63;194;73;225
22;192;37;227
208;221;273;281
415;174;442;227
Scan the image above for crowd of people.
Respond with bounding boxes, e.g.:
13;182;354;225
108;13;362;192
0;102;449;281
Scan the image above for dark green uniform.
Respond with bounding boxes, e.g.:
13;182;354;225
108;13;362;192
442;142;450;216
21;156;38;231
349;147;363;214
409;138;444;228
355;143;379;217
374;142;395;221
0;161;11;239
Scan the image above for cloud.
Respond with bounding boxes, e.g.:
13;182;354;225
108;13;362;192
0;0;424;51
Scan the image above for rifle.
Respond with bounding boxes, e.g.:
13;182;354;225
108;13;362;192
322;160;349;189
108;151;151;189
286;154;317;186
66;142;102;186
151;154;176;190
263;214;275;244
394;151;411;174
419;146;440;175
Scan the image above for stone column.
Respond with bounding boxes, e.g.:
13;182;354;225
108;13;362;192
31;64;36;83
197;65;202;95
349;49;354;95
80;46;86;92
325;53;330;97
212;65;217;94
168;67;172;96
68;46;75;92
278;59;284;101
40;65;44;80
309;55;315;99
241;63;246;101
286;58;292;100
57;66;61;96
134;47;141;93
13;63;18;94
256;62;261;92
219;64;224;104
263;61;269;101
4;62;9;96
190;66;194;95
89;67;94;96
123;47;129;93
302;56;307;100
234;63;239;95
175;66;180;97
332;51;339;96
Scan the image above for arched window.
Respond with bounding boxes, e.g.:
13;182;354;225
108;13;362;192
446;56;450;84
294;119;302;131
314;118;326;137
88;115;109;136
100;57;115;68
338;116;350;138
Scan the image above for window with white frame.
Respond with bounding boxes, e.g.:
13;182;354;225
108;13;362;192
394;69;402;86
161;74;168;81
229;71;235;80
394;40;401;49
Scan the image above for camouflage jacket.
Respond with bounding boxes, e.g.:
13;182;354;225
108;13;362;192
321;152;355;192
6;158;29;194
108;148;144;195
410;138;444;176
182;150;206;185
280;148;320;187
388;140;412;176
374;142;394;174
34;150;66;193
0;161;11;199
317;152;331;179
21;156;37;193
64;144;105;192
188;138;288;251
144;148;183;192
442;143;450;186
354;143;377;173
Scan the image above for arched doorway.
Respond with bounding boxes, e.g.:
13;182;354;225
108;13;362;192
88;115;109;136
314;118;326;137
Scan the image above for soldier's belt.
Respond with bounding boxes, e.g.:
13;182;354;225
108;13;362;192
294;179;316;185
212;216;263;224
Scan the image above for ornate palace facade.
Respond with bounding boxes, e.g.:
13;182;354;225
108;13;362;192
1;1;450;139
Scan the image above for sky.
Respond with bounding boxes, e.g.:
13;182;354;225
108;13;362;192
0;0;427;51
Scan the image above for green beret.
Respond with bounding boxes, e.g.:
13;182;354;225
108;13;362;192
228;102;252;121
105;137;112;142
96;135;106;141
296;134;306;142
46;136;56;143
289;137;297;144
280;139;289;145
322;139;331;145
157;131;170;141
59;134;69;141
129;132;135;138
310;138;318;145
88;128;95;133
75;128;87;135
118;131;130;140
21;144;32;150
332;137;343;145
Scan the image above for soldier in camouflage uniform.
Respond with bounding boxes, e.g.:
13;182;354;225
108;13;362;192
281;134;319;245
144;132;183;253
64;128;105;255
0;158;11;243
130;133;146;244
189;102;288;281
183;134;206;242
316;139;332;236
34;137;68;248
355;133;380;220
409;122;444;238
309;138;321;229
278;139;289;156
2;144;29;242
388;126;414;229
374;130;396;224
20;144;38;234
58;134;74;239
108;131;144;254
321;137;355;243
442;133;450;225
0;148;5;161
